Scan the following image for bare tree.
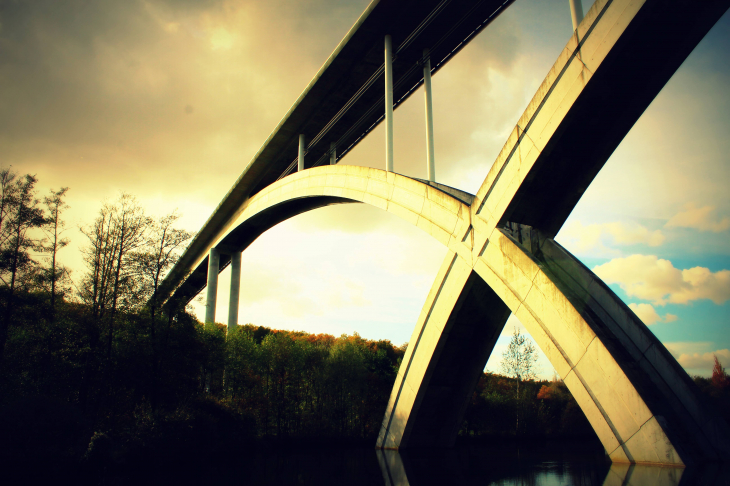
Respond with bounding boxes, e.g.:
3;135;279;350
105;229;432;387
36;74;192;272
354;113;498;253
80;194;150;359
129;211;193;410
80;204;117;321
132;212;193;322
41;187;70;319
501;327;539;434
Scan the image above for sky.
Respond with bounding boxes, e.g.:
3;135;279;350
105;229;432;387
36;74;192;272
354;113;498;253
1;0;728;379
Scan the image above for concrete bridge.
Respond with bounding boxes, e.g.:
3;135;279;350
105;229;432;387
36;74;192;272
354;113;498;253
158;0;730;466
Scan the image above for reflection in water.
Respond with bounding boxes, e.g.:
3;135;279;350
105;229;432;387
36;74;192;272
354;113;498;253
98;442;730;484
603;463;682;486
377;447;730;486
378;446;611;486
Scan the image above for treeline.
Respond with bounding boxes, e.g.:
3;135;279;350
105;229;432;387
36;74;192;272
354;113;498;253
461;374;594;440
212;324;403;439
460;360;730;442
1;166;729;479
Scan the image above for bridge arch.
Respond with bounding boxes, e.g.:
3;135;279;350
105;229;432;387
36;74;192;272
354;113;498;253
176;164;727;467
209;165;473;261
160;0;730;467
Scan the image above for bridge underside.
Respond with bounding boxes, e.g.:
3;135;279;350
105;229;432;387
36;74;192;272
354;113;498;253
169;162;729;466
159;0;730;467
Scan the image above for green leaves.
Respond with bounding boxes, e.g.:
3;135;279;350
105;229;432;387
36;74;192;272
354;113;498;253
500;328;539;383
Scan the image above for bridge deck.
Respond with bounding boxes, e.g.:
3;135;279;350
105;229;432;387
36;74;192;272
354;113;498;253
162;0;515;304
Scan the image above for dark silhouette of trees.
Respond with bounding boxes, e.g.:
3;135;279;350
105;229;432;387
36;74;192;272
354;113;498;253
0;171;46;361
41;187;70;320
80;194;150;359
1;165;727;477
132;211;193;322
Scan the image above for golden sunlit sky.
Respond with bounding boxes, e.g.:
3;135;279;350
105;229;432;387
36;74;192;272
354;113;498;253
1;0;728;378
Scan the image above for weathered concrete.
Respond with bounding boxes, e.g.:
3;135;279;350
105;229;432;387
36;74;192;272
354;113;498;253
377;252;510;449
384;34;394;173
477;225;730;464
168;166;473;293
297;134;305;172
170;163;728;465
423;49;435;183
204;248;219;324
473;0;730;238
375;224;729;464
228;251;241;330
159;0;730;467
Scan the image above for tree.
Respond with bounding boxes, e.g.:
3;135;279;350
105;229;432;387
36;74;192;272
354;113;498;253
41;187;70;319
0;173;46;360
712;354;729;390
501;327;539;385
129;211;193;410
501;327;539;434
131;211;193;322
80;194;150;359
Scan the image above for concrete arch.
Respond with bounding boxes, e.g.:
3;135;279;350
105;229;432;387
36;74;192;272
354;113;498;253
169;165;474;305
162;0;730;467
173;164;727;466
377;221;730;465
163;165;475;304
375;0;730;467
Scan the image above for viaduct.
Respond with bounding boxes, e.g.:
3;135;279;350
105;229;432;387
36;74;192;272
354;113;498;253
158;0;730;466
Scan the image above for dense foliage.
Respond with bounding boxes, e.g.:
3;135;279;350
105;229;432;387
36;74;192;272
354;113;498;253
0;167;728;479
461;373;595;439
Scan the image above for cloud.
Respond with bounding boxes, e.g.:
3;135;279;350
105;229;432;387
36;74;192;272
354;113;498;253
558;220;665;257
665;204;730;232
594;255;730;305
627;303;677;325
664;342;730;376
672;348;730;372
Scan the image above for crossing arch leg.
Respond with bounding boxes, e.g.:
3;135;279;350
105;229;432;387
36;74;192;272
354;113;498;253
377;251;510;449
380;225;730;465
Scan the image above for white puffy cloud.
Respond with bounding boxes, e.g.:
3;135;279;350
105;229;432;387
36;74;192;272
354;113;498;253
627;303;677;325
558;220;664;257
665;204;730;232
594;255;730;305
664;344;730;373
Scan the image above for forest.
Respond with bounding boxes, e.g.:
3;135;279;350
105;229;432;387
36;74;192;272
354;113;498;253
0;167;728;480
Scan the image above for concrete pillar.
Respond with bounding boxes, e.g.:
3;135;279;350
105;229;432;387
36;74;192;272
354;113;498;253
423;49;435;183
329;142;337;165
384;34;394;173
568;0;583;31
227;251;241;331
204;248;220;323
298;134;305;171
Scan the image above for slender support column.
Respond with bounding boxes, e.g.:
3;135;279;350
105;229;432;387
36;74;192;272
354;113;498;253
227;251;241;331
298;134;305;171
329;142;336;165
423;49;435;182
204;248;220;324
384;34;394;173
568;0;583;31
